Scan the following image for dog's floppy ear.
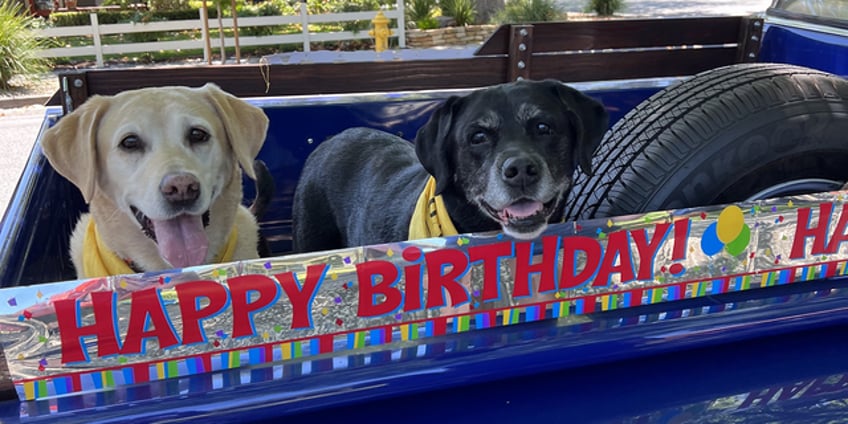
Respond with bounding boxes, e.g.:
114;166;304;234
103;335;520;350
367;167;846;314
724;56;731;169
40;96;111;203
551;81;609;176
200;83;270;180
415;96;463;194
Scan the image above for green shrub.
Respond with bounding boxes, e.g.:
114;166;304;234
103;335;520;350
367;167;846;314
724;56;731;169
307;0;393;15
495;0;563;23
256;0;296;16
44;0;404;65
415;17;439;29
50;9;207;27
407;0;436;22
124;13;167;42
156;8;208;20
234;0;297;36
439;0;453;12
440;0;475;25
50;11;106;26
0;0;51;89
585;0;624;16
148;0;191;12
100;0;137;8
338;0;384;32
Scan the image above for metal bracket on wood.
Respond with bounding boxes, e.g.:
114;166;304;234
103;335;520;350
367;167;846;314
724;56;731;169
59;71;89;115
509;25;533;81
737;17;764;63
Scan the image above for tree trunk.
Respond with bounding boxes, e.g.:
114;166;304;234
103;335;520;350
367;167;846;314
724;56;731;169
216;2;225;63
230;0;241;63
200;0;212;64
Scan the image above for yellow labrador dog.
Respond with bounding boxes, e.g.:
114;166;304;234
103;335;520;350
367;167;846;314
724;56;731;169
41;83;269;278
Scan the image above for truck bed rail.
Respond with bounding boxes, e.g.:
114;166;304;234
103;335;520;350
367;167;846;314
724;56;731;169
52;16;763;113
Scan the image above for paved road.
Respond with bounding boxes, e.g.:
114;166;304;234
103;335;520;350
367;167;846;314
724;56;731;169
558;0;773;16
0;105;45;219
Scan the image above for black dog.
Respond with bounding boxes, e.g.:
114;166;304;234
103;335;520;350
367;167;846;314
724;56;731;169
292;79;608;253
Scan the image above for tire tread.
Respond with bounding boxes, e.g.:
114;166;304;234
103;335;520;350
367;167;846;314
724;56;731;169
565;63;848;221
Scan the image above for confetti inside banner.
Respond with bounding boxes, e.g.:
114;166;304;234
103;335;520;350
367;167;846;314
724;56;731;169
3;193;848;401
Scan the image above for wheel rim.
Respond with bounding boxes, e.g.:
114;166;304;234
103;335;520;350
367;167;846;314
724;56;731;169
744;178;844;202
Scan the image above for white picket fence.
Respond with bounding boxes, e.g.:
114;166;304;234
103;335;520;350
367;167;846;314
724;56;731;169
36;0;406;67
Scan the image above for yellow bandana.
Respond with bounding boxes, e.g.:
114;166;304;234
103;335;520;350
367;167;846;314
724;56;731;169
82;218;238;278
408;176;459;240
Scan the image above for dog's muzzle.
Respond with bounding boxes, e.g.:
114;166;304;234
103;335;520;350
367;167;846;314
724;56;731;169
482;196;558;237
160;172;201;209
131;171;213;269
131;207;210;242
480;153;562;239
501;155;541;189
130;206;212;269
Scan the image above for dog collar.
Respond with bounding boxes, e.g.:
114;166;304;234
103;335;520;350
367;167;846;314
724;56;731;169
409;176;459;240
81;219;238;278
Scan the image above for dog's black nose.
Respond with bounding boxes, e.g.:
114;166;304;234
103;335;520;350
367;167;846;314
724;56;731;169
501;156;540;187
160;172;200;205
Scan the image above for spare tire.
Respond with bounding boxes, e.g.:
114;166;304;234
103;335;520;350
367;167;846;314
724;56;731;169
564;63;848;221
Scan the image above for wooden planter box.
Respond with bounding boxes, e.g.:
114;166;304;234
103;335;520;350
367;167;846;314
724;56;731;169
406;24;498;48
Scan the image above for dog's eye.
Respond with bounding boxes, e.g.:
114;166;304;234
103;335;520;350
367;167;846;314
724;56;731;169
535;122;554;136
119;135;142;151
469;131;489;145
188;128;210;144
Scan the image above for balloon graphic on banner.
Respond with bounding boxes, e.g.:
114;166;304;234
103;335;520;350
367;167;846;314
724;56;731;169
717;206;744;243
701;206;751;257
700;224;724;256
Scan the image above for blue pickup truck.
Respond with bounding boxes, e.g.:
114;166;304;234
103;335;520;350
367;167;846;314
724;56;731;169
2;0;848;422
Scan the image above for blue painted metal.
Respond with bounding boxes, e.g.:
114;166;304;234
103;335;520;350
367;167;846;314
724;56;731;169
6;16;848;418
0;85;661;287
5;278;848;422
760;20;848;77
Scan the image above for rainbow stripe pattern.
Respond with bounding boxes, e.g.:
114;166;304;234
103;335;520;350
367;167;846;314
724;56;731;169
15;259;847;401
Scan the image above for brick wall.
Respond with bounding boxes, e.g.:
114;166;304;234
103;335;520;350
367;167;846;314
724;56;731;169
406;25;498;49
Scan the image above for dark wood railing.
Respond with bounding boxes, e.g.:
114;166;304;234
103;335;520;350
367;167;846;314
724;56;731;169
52;16;763;113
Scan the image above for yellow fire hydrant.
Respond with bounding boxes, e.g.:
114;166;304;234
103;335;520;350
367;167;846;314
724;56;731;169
369;11;393;53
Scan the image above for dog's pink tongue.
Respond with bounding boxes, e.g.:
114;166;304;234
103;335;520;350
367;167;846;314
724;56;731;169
503;200;544;219
152;215;209;269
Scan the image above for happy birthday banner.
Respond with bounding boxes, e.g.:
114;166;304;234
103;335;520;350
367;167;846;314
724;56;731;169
4;191;848;401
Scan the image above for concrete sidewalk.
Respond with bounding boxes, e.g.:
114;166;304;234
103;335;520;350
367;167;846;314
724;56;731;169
0;95;52;110
558;0;773;17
